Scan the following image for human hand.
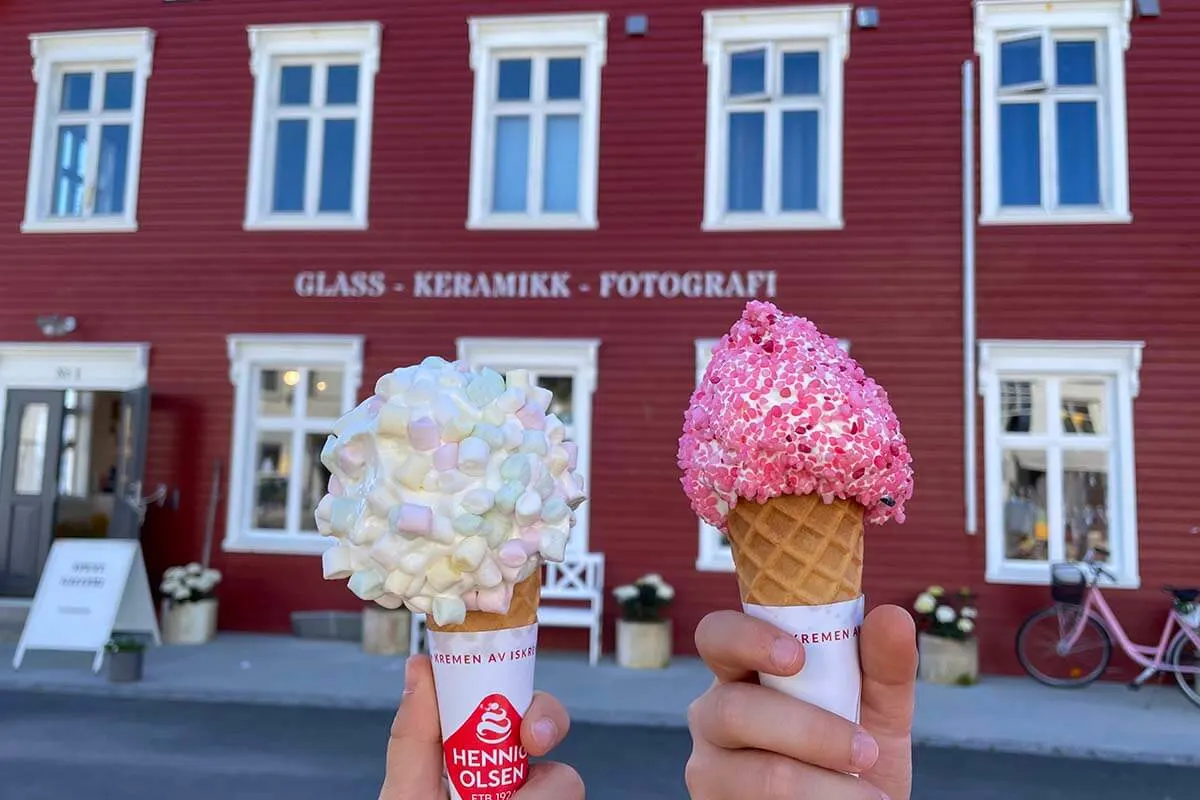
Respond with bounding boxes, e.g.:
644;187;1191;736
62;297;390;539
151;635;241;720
685;605;917;799
379;654;584;799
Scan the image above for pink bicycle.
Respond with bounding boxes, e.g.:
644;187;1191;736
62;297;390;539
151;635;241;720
1015;547;1200;709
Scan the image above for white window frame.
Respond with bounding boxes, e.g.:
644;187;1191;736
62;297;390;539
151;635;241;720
701;5;851;232
244;22;382;231
224;334;364;555
466;13;608;231
978;340;1142;588
455;337;599;553
22;28;155;234
694;335;850;571
974;0;1133;226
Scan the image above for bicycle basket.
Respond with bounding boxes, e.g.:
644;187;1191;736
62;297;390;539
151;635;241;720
1051;563;1087;605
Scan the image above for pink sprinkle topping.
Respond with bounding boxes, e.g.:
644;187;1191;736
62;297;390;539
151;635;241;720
678;301;914;529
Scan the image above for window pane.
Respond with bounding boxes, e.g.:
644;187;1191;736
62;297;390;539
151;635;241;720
319;119;355;213
781;110;819;211
95;124;130;215
536;376;573;426
1057;101;1100;206
259;369;297;417
1002;449;1048;562
252;431;291;530
307;369;344;419
273;120;309;212
493;116;530;212
51;125;88;217
326;64;359;105
1000;103;1041;207
1001;380;1041;434
727;112;765;212
60;72;92;111
498;59;532;101
280;65;313;106
1064;452;1109;562
543;115;580;213
103;71;134;111
1000;37;1042;87
15;404;51;496
548;58;582;100
729;49;766;97
300;433;332;532
1061;380;1107;435
1056;41;1097;87
782;52;820;96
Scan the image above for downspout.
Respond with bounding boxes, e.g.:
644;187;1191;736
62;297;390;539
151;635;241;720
962;59;978;535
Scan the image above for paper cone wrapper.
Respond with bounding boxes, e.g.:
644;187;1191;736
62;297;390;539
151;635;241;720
426;573;540;800
727;493;866;724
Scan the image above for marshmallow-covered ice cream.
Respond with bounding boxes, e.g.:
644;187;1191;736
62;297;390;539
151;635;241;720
316;356;586;627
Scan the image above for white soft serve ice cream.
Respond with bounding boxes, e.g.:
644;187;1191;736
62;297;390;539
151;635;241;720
315;356;586;626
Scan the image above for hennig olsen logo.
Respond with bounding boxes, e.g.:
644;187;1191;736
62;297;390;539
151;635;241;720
444;694;528;799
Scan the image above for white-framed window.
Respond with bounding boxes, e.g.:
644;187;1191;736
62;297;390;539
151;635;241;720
466;13;608;230
701;5;851;232
695;335;850;571
455;337;599;553
244;22;382;231
22;28;155;234
974;0;1132;225
224;334;364;554
978;340;1143;588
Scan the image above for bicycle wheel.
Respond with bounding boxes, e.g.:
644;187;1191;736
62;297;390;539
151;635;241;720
1165;629;1200;710
1016;605;1112;687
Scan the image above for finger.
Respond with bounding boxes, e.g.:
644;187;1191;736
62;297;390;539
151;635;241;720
520;691;571;757
688;681;880;776
513;762;584;799
859;605;918;800
694;610;804;684
685;741;886;800
379;655;447;800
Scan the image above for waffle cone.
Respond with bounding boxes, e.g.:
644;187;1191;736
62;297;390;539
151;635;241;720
426;571;541;634
727;493;864;606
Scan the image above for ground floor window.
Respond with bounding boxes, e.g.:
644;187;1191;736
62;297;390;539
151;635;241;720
978;340;1143;587
224;334;363;554
455;337;599;553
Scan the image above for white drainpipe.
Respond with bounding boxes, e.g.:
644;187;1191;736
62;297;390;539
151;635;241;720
963;59;978;536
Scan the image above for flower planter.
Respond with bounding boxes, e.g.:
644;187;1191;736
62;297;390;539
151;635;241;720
161;598;218;645
918;632;979;685
107;650;144;683
362;606;411;655
616;619;672;669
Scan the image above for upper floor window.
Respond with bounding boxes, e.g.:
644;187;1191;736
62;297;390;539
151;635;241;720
22;28;155;234
974;0;1132;225
245;22;382;231
466;13;608;230
702;5;851;232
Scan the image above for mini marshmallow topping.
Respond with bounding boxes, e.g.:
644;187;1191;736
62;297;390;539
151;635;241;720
678;300;914;529
315;356;586;626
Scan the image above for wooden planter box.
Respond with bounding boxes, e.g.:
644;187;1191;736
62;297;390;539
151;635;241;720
162;598;218;645
362;606;412;655
918;632;979;685
616;619;672;669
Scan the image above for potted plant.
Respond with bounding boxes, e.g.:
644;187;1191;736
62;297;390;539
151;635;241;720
613;573;675;669
160;563;221;645
105;635;146;683
912;585;980;685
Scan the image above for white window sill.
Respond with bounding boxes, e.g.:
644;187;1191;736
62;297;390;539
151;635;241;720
244;216;368;232
223;531;335;555
21;218;139;234
987;563;1140;590
980;210;1133;227
467;214;598;231
702;214;844;232
696;553;735;573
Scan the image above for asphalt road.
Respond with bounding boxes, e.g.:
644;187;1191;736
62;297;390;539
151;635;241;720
0;691;1197;800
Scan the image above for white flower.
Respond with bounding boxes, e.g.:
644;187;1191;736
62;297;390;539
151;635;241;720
658;583;676;602
913;593;937;614
613;585;638;602
164;566;186;581
957;618;975;634
935;605;956;624
172;587;191;601
961;606;978;619
160;579;179;594
640;573;664;587
928;585;945;598
203;569;222;584
185;562;203;575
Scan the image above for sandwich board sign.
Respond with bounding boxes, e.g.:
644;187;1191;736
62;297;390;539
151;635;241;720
12;539;161;673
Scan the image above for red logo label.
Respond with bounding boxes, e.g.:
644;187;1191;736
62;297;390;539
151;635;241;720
444;693;529;800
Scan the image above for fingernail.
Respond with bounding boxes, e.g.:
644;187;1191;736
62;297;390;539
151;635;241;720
851;730;880;770
532;717;558;748
771;636;801;670
402;660;417;696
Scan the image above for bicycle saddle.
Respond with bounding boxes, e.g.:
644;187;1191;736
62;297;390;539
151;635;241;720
1163;586;1200;603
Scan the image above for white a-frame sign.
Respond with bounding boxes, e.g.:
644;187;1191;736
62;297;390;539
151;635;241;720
13;539;161;673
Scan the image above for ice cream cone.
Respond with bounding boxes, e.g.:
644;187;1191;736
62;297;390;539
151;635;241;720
426;571;541;634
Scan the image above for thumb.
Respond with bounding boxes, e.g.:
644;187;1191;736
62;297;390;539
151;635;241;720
859;604;917;800
379;655;448;800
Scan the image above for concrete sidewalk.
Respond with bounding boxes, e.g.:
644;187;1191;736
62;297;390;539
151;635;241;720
3;634;1198;766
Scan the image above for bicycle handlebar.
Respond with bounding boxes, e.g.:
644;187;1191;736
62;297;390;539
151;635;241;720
1080;548;1117;584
